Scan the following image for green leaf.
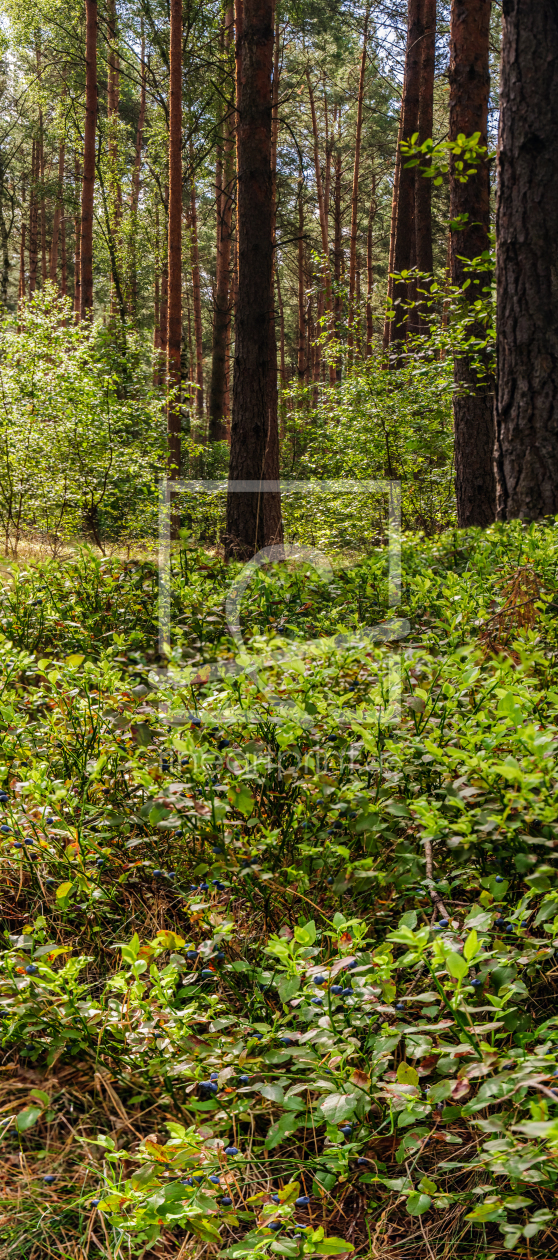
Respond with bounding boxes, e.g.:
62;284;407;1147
294;919;316;946
397;1062;419;1087
406;1192;431;1216
446;951;468;980
55;881;73;900
278;975;300;1003
16;1106;42;1132
229;786;255;817
257;1083;285;1104
463;930;479;962
319;1093;359;1125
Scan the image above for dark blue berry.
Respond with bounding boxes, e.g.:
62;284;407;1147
25;965;38;975
220;1196;233;1206
224;1146;239;1155
295;1196;310;1206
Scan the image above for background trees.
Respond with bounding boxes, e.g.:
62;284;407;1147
0;0;554;550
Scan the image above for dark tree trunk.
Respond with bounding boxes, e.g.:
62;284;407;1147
129;30;146;320
495;1;558;520
415;0;436;283
226;0;282;560
167;0;182;480
449;0;495;527
389;0;423;350
80;0;97;319
209;2;234;441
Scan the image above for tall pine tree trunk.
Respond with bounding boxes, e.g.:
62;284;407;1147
80;0;97;319
297;183;305;383
74;154;81;316
226;0;282;559
389;0;423;351
450;0;495;526
347;6;369;357
167;0;182;480
29;142;38;295
209;2;234;441
129;30;146;320
415;0;436;322
495;2;558;520
50;144;65;284
189;168;204;420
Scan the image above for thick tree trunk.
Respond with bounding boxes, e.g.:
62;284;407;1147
347;7;369;356
449;0;495;527
495;2;558;520
167;0;182;480
226;0;282;560
209;2;234;441
189;170;205;420
390;0;423;350
415;0;436;286
50;144;65;284
80;0;97;319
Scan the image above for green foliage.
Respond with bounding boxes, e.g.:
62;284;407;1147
2;519;558;1256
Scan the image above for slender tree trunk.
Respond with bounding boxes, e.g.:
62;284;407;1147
153;204;161;383
29;141;38;295
333;116;342;378
129;30;146;319
390;0;423;351
160;188;169;371
415;0;436;283
39;121;47;285
383;102;404;351
167;0;182;480
74;153;81;317
366;178;376;357
209;2;234;441
450;0;495;526
19;218;26;302
495;1;558;520
276;267;286;385
189;167;204;420
50;143;65;284
226;0;282;559
60;211;67;296
347;7;369;356
297;183;305;383
80;0;97;319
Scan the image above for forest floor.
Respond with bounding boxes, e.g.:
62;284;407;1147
1;521;558;1260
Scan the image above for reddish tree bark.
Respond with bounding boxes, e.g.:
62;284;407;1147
495;2;558;520
415;0;436;292
226;0;282;559
167;0;183;480
389;0;423;350
449;0;495;527
366;180;376;357
297;183;305;383
347;6;369;356
209;2;234;441
60;210;67;296
189;168;204;419
129;30;146;319
80;0;98;319
160;187;169;370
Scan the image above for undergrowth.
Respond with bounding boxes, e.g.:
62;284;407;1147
1;520;558;1259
